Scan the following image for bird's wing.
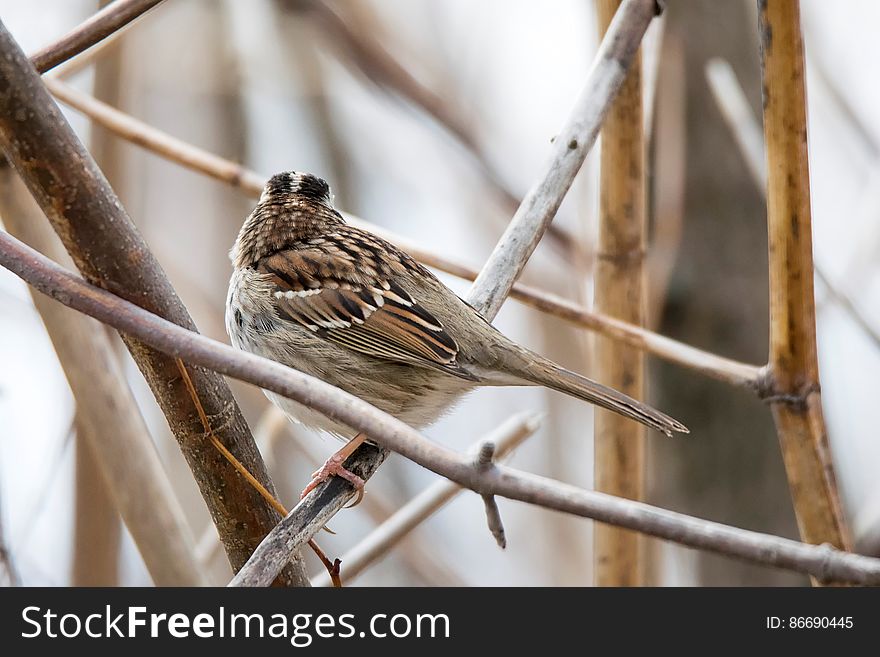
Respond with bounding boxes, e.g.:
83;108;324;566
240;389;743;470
255;248;478;381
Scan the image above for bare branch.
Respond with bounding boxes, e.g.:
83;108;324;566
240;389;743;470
758;1;850;556
466;0;659;318
311;414;540;587
474;441;507;548
2;231;878;585
29;0;166;74
45;77;760;388
44;79;267;193
0;20;308;586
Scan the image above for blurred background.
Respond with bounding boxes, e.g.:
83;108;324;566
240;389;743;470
0;0;878;586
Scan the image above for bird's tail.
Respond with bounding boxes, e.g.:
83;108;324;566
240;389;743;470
502;352;689;437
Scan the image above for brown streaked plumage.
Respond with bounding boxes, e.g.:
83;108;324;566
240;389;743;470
226;172;688;472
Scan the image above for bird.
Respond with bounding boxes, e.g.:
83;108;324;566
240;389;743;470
226;171;688;497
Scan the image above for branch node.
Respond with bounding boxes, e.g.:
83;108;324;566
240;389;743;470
815;542;838;585
755;368;820;409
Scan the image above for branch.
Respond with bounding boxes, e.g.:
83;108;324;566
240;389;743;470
592;0;648;586
466;0;659;318
45;78;267;193
2;231;879;585
758;1;850;556
29;0;166;74
44;76;761;389
474;442;508;549
0;20;308;586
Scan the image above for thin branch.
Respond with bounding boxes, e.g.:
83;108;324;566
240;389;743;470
593;0;648;586
29;0;165;74
44;77;761;388
311;413;541;587
45;78;267;193
706;57;880;352
466;0;659;318
0;20;308;586
2;231;879;585
0;167;205;586
475;442;508;549
758;1;850;556
705;58;767;188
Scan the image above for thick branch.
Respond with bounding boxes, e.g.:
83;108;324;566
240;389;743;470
2;231;879;585
758;0;849;554
29;0;165;73
0;20;308;585
593;0;647;587
466;0;658;317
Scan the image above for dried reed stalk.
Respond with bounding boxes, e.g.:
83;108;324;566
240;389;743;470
758;1;850;566
593;0;647;586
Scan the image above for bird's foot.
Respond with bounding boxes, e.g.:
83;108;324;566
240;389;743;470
300;452;365;502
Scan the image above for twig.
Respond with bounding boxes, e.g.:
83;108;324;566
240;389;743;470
593;0;648;586
474;441;506;548
44;77;761;388
3;232;879;585
29;0;165;74
0;168;205;586
706;57;880;352
758;1;850;558
466;0;659;318
0;20;308;586
310;413;540;586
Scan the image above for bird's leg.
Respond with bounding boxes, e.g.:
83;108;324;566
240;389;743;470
300;432;368;500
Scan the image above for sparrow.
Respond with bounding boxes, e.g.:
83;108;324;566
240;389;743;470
226;172;688;497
